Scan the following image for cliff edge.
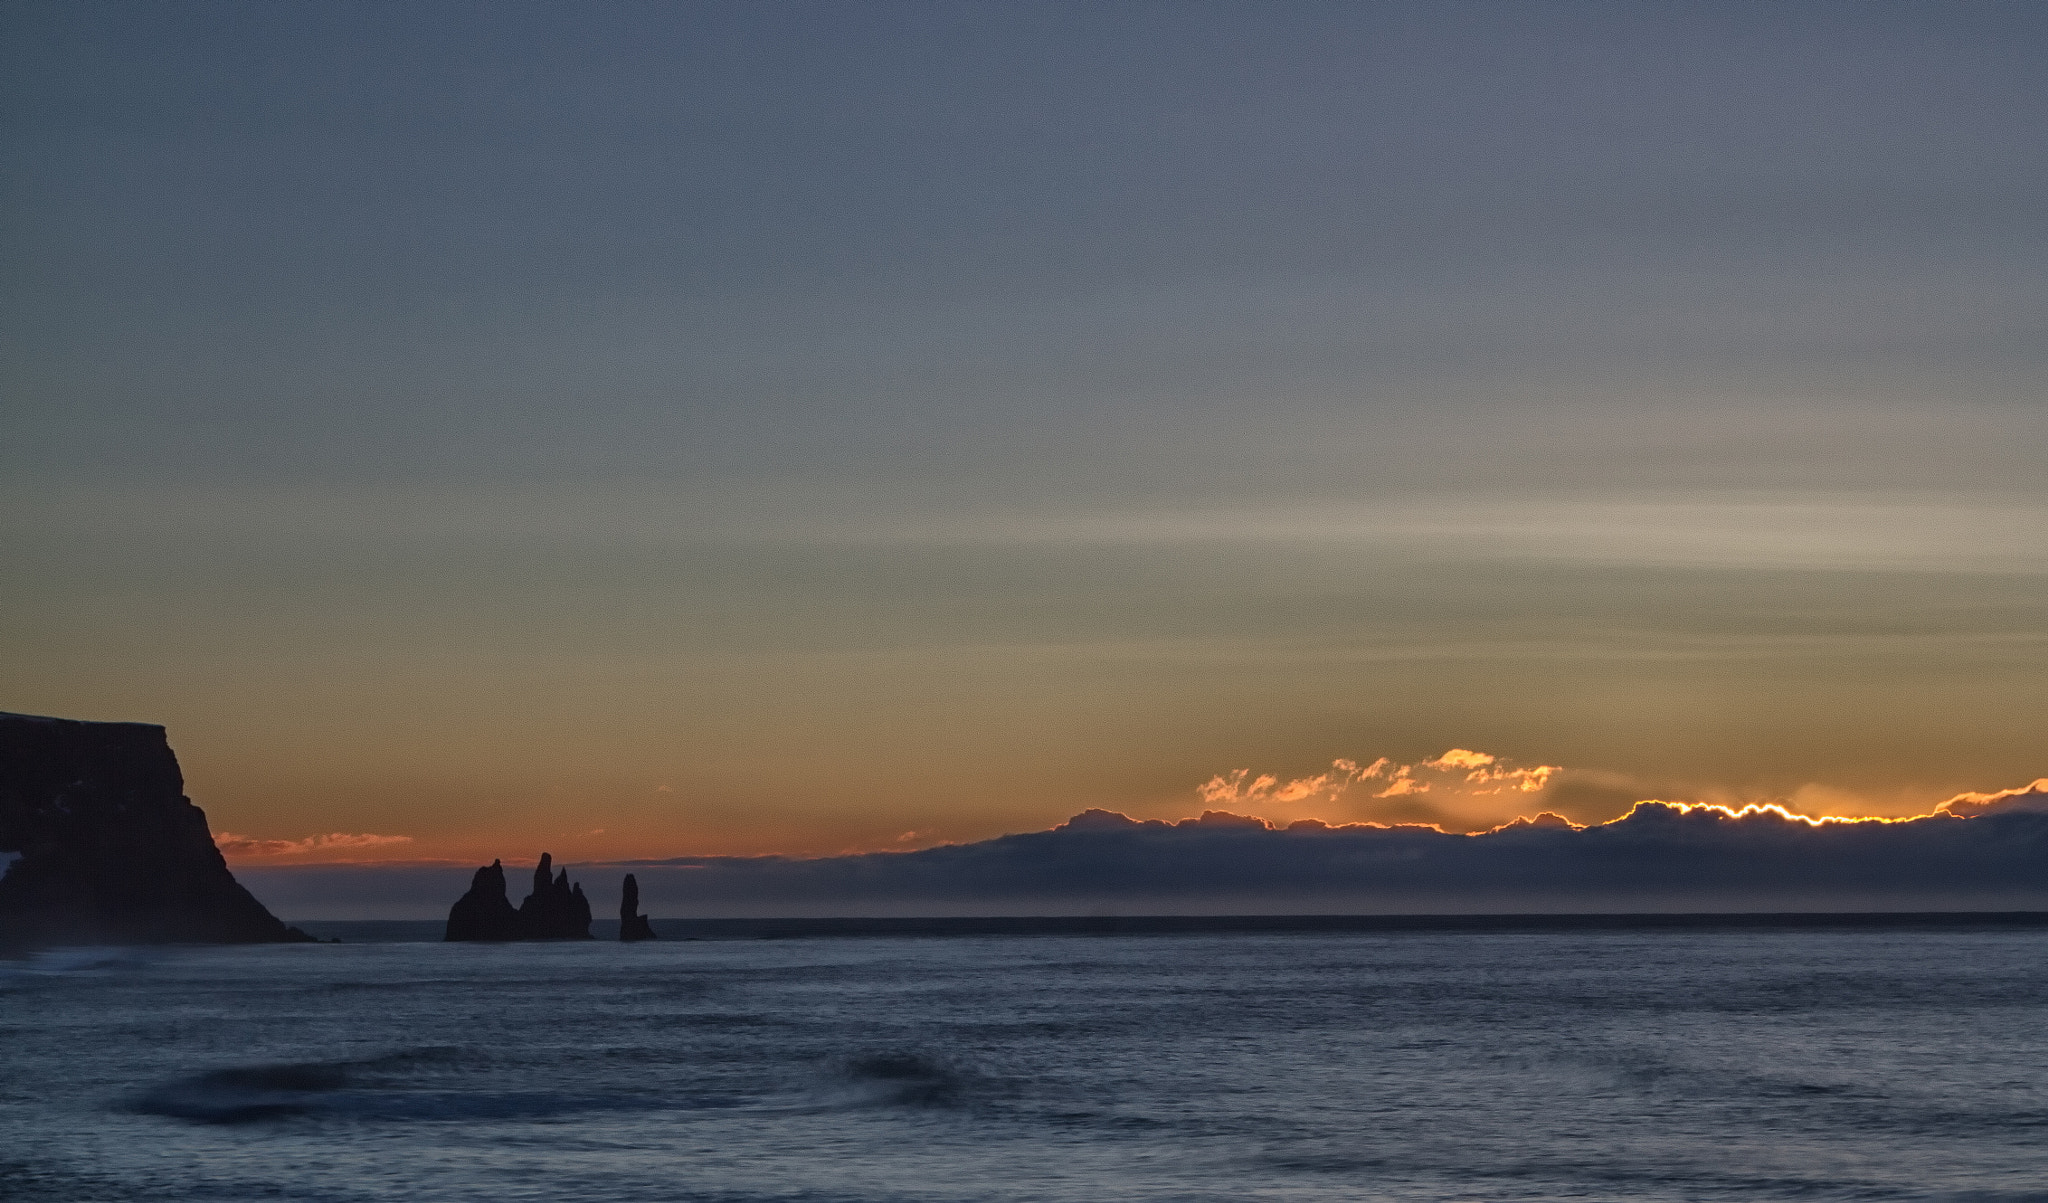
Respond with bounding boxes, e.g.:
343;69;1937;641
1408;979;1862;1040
0;712;311;946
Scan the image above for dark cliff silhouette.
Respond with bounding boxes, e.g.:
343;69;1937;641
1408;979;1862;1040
0;712;311;946
443;852;592;940
619;872;657;941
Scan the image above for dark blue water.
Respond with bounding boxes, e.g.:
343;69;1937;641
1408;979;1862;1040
6;929;2048;1201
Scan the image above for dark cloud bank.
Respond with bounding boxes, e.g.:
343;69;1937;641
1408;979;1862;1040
243;790;2048;920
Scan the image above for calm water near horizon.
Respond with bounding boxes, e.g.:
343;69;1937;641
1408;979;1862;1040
6;927;2048;1201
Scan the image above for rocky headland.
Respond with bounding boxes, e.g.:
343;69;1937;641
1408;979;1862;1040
0;711;312;947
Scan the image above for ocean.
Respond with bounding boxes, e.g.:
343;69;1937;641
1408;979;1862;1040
5;924;2048;1201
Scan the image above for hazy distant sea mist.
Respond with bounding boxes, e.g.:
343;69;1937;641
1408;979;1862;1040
7;926;2048;1201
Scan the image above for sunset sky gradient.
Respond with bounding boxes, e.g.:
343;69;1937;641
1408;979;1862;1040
5;2;2044;867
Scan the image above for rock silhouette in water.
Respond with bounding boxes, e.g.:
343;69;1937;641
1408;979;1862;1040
619;873;657;941
442;859;521;940
0;711;312;947
445;853;592;940
519;853;594;939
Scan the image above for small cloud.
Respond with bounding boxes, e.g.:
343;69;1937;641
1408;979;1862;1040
1375;768;1425;798
214;832;413;859
589;828;606;835
655;785;673;793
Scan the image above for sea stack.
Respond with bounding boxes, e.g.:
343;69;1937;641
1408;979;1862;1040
518;852;594;939
619;873;657;941
445;852;592;940
443;859;521;940
0;712;312;947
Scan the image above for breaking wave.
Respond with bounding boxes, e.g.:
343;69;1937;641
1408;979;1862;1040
127;1052;739;1125
834;1052;969;1108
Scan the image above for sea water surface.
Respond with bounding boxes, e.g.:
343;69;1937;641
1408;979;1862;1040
5;926;2048;1201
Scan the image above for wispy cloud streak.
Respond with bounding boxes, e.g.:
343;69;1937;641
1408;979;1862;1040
215;832;413;860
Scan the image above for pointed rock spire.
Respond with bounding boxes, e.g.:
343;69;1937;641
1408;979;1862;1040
444;859;520;940
445;852;595;940
619;873;656;941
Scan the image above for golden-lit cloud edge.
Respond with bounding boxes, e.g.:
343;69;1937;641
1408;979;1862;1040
1189;750;2048;838
1042;774;2048;843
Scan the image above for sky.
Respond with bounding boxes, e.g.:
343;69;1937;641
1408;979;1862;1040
4;1;2045;868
